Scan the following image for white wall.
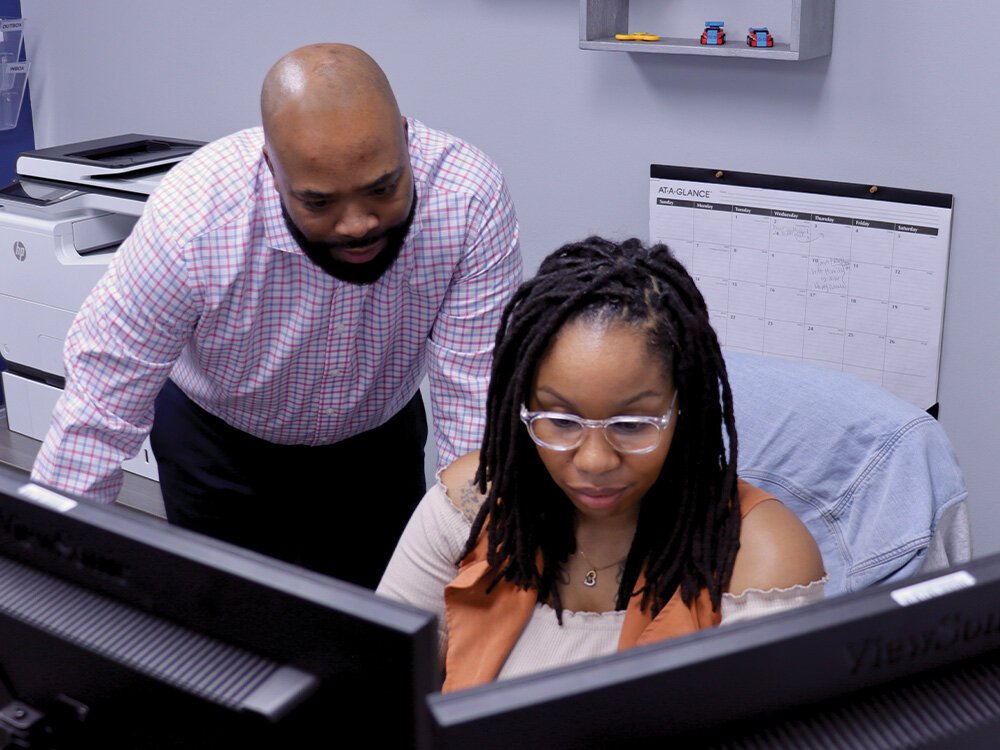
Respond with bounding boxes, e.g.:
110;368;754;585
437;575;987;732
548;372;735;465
20;0;1000;555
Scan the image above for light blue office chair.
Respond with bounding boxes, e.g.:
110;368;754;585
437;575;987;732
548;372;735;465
727;351;970;597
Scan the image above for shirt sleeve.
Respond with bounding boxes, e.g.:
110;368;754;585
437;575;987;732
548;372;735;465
719;577;827;626
425;174;521;466
31;201;199;503
376;482;471;665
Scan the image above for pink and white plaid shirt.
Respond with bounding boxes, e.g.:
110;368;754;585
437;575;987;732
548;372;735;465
32;119;522;503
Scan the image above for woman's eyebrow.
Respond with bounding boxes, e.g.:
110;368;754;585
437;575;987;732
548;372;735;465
533;386;666;411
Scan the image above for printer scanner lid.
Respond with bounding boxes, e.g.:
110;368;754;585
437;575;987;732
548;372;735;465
16;134;205;195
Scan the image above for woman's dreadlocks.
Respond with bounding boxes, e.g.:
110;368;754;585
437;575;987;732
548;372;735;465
461;236;742;619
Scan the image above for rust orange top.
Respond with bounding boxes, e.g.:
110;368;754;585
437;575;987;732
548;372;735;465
442;479;772;692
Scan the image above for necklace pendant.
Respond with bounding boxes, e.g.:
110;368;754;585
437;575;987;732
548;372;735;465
583;569;598;587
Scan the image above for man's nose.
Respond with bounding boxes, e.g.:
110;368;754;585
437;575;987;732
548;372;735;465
334;203;378;238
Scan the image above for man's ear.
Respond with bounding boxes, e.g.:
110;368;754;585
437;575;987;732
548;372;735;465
263;146;275;175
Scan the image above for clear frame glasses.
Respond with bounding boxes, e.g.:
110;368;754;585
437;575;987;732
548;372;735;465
519;393;678;454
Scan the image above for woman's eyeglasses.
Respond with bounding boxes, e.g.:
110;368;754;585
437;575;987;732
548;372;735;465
519;393;677;454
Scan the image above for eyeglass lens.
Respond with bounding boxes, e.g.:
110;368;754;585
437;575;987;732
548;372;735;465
529;416;661;452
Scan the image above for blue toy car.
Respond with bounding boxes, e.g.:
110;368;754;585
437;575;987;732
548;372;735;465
701;21;725;45
747;26;774;47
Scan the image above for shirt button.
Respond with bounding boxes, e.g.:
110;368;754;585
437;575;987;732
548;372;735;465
325;407;337;416
329;368;343;376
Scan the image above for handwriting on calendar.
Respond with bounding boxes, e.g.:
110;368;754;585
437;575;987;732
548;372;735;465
650;170;953;409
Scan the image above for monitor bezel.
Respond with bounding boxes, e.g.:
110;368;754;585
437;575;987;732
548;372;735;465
0;462;439;748
427;549;1000;748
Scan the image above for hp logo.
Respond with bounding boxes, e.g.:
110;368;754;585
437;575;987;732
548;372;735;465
13;241;26;261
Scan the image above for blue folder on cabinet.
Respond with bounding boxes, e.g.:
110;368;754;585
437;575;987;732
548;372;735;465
0;0;33;408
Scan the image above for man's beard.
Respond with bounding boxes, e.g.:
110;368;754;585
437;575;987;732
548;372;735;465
281;192;417;284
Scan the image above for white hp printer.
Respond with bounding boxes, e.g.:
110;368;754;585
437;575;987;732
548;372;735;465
0;134;204;480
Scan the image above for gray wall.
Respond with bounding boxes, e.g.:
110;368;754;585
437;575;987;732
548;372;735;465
21;1;1000;555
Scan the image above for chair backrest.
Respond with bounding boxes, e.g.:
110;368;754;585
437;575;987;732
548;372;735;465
726;351;969;596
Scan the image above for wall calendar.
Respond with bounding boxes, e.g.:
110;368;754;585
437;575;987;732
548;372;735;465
649;166;954;410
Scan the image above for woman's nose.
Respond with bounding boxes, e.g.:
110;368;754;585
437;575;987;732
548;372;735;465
572;426;621;476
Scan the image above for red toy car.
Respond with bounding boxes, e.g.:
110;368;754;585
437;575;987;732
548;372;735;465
700;21;725;45
747;27;774;47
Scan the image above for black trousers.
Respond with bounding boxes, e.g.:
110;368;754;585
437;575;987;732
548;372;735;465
150;379;428;589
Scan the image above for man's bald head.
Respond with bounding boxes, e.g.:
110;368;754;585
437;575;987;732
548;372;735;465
261;43;400;131
260;44;415;284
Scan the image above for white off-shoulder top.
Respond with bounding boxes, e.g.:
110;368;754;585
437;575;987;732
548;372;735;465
377;482;826;681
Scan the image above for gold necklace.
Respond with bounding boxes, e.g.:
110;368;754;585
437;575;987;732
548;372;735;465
576;548;626;588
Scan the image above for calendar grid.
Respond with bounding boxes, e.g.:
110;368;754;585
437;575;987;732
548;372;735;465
650;167;953;409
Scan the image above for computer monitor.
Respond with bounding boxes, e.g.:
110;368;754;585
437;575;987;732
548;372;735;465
427;552;1000;748
0;462;438;749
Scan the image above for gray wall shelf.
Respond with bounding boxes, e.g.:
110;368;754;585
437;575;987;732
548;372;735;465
580;0;834;60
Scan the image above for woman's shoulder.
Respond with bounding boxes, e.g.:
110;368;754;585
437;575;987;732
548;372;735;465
729;484;826;595
439;451;488;524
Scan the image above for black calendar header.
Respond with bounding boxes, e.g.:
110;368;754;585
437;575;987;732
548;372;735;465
650;165;954;209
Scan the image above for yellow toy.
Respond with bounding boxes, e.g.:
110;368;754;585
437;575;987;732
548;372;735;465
614;31;660;41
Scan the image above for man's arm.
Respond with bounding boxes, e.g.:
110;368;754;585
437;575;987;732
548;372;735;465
425;174;521;466
31;204;198;503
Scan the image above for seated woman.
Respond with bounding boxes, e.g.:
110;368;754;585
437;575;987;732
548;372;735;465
377;236;825;692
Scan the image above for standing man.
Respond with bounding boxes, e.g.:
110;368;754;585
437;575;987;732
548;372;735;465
31;43;521;588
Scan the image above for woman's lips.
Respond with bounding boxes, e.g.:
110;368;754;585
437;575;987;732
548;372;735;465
569;486;627;508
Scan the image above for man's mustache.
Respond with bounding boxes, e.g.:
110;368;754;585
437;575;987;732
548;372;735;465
324;229;391;251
